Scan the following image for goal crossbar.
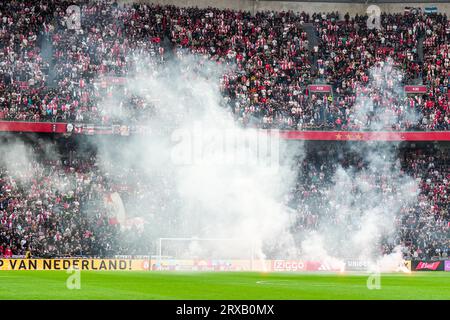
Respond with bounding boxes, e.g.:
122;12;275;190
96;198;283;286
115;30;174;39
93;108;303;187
157;237;255;270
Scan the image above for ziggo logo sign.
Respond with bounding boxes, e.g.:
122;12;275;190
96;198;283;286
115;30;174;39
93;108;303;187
272;260;306;271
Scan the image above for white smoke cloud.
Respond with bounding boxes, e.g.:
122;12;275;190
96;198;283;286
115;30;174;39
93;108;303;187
93;54;302;260
295;60;421;270
0;135;83;219
352;58;420;131
92;52;422;272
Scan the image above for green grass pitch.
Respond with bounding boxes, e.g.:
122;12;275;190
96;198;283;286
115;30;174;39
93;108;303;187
0;271;448;299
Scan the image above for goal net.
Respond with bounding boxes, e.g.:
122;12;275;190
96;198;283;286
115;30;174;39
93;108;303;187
155;237;255;271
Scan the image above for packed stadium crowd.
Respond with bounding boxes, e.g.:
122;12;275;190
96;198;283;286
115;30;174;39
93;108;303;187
0;138;120;258
0;136;447;260
0;0;448;264
0;0;448;130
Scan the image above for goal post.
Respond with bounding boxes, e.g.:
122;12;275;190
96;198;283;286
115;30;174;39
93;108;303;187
156;237;255;271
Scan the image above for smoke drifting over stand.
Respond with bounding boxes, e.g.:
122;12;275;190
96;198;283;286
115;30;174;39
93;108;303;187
292;60;421;270
351;58;419;131
93;54;299;260
91;54;423;267
0;52;425;269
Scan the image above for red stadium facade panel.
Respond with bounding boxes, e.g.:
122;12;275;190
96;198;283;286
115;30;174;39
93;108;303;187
307;84;332;93
1;121;450;141
0;121;67;133
404;85;427;94
276;130;450;141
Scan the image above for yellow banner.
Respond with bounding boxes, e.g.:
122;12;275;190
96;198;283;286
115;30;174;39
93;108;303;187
0;259;150;271
151;259;271;271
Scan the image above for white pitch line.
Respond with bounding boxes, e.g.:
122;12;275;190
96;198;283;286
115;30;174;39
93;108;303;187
256;280;337;287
